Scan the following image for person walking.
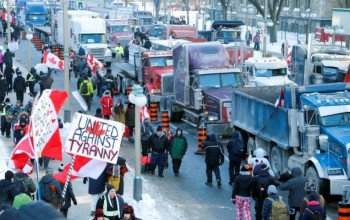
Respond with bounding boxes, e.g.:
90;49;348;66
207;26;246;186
0;74;7;103
253;33;260;51
79;76;94;111
279;167;307;220
78;0;83;9
4;64;14;93
231;165;254;220
96;184;125;220
147;126;170;177
170;128;187;176
0;98;11;137
57;165;77;218
7;100;24;132
113;99;126;124
141;117;154;156
125;103;135;142
39;168;62;209
262;185;288;220
300;182;327;219
26;68;36;95
13;169;36;198
13;71;26;105
100;90;114;119
202;133;224;187
0;49;4;73
227;131;244;185
301;194;326;220
4;48;14;68
114;43;124;63
245;30;252;46
0;170;20;206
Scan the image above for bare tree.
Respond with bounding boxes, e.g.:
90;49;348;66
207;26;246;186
338;0;350;8
247;0;284;42
217;0;232;20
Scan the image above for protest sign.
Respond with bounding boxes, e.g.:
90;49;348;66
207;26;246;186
65;113;125;164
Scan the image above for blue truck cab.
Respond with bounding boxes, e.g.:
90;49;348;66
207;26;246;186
231;83;350;195
25;2;47;28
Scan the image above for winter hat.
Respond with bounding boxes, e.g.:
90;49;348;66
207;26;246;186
241;164;249;172
14;201;66;220
304;182;316;192
16;100;21;105
58;164;64;172
13;193;32;209
45;168;53;175
94;209;104;217
5;170;14;181
157;126;162;132
5;98;10;103
309;194;317;202
267;185;277;196
96;108;102;113
123;204;135;215
106;184;115;193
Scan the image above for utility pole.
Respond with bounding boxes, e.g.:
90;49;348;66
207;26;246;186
63;0;71;123
263;0;267;56
6;0;11;44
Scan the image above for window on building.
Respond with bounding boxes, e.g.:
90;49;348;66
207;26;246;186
294;0;300;8
285;0;289;7
305;0;311;9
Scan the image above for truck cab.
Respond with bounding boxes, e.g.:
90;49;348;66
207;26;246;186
211;20;244;43
132;11;154;33
106;19;132;53
244;57;296;86
25;1;47;28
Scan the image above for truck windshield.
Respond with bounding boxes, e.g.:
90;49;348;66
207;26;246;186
319;113;350;126
149;57;173;67
80;34;106;44
28;14;46;21
219;31;241;40
255;68;287;77
111;25;130;33
322;67;337;76
199;72;242;89
138;18;153;25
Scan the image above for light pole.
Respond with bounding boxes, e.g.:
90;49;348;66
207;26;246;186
6;0;11;44
26;29;33;71
262;0;267;56
63;0;71;123
129;85;147;201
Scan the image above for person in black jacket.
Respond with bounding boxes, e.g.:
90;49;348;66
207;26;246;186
96;184;124;220
26;68;36;95
57;165;77;217
4;64;14;93
231;165;253;220
0;170;20;205
0;74;6;103
0;98;11;137
14;170;36;198
39;168;62;209
4;48;14;67
202;133;224;187
227;131;244;185
148;126;170;177
13;71;26;104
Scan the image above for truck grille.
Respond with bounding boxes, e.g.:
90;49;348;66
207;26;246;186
118;38;131;48
88;48;106;57
161;74;173;96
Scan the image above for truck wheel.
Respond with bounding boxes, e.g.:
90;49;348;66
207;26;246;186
306;166;326;195
247;137;256;154
270;147;283;179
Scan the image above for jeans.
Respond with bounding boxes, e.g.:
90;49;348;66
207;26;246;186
206;164;221;183
172;158;182;174
229;160;241;183
16;91;24;104
150;152;166;175
82;94;91;111
128;126;134;138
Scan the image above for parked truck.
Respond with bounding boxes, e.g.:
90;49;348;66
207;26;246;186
231;83;350;195
106;19;132;54
198;20;244;43
21;1;47;28
56;10;112;65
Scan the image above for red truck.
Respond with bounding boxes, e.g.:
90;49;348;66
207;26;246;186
105;19;132;55
162;25;206;42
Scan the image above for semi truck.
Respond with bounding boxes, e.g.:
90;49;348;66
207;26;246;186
105;19;132;54
56;10;112;65
231;83;350;195
21;1;47;28
198;20;244;43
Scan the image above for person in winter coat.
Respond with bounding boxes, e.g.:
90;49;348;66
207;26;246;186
300;182;327;219
12;200;67;220
79;76;94;111
0;49;4;73
231;165;253;220
14;117;28;144
26;68;36;95
75;58;87;77
248;148;274;177
141;118;154;156
100;90;114;119
1;98;11;137
252;164;277;220
96;184;124;220
7;100;23;128
227;131;244;185
279;167;306;220
4;48;14;67
301;194;326;220
0;171;20;205
106;156;128;196
125;103;135;142
253;33;260;51
14;170;36;198
202;133;224;187
95;108;103;118
12;193;32;209
24;97;34;115
148;126;170;177
39;168;62;209
262;185;286;220
13;71;26;104
39;71;53;93
170;128;187;176
96;71;103;97
4;64;14;93
57;165;77;217
0;74;7;103
113;99;126;124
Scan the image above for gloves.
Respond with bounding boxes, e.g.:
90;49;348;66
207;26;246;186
73;199;77;205
231;199;236;205
83;177;87;184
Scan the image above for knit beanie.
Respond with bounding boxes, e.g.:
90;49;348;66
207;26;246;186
106;184;115;193
94;209;104;217
5;170;14;181
157;126;162;132
304;182;316;193
241;164;249;172
13;193;32;209
267;185;277;196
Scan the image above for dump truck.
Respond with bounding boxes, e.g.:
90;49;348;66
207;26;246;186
198;20;244;43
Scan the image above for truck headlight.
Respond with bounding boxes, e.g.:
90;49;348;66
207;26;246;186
208;115;219;121
151;89;161;94
328;168;344;175
223;102;231;108
105;49;112;56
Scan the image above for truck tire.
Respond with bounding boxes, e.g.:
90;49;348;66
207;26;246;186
270;147;283;179
247;137;256;154
306;166;326;195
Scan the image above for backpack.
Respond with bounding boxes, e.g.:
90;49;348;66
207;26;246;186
40;182;55;202
81;82;88;95
256;177;270;199
267;196;289;220
306;208;325;220
15;176;32;194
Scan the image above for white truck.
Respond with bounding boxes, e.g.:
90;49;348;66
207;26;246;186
244;57;296;86
56;10;112;66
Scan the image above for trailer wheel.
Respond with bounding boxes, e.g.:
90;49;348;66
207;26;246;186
270;147;283;179
306;166;326;195
247;137;256;154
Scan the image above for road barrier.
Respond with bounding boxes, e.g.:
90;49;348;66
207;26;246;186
339;202;350;220
127;85;132;97
150;102;158;121
161;110;169;131
22;31;26;39
195;127;206;155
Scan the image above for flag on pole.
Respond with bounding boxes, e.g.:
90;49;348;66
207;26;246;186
42;50;64;70
9;131;35;170
140;106;150;122
86;54;105;73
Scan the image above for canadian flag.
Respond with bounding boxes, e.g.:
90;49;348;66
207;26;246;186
86;54;105;73
32;90;68;161
53;155;107;183
42;50;64;70
2;12;14;23
140;106;150;122
286;51;292;67
9;127;35;170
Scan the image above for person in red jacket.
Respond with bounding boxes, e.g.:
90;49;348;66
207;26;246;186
100;90;114;119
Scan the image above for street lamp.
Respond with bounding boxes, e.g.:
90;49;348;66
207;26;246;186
26;29;33;71
129;85;147;201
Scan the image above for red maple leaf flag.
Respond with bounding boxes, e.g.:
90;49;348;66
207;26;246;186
140;106;150;122
86;54;105;73
32;90;68;161
53;155;107;183
8;131;35;170
87;121;106;136
42;50;64;70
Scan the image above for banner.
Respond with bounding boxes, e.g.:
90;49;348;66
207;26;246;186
65;113;125;164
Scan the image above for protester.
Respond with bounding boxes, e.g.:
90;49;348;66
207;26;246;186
13;201;66;219
123;204;140;220
141;117;154;156
79;76;94;111
0;74;6;103
231;165;253;220
13;70;26;105
0;98;11;137
100;90;114;119
39;168;62;209
24;97;34;115
125;103;135;142
12;193;32;209
96;71;103;97
262;185;288;220
13;169;36;198
245;30;252;46
113;99;126;124
300;182;327;219
115;43;124;63
170;128;187;176
0;171;20;206
4;64;14;93
253;33;260;51
57;165;77;218
7;100;23;130
301;194;326;220
107;156;128;196
279;167;306;220
93;209;106;220
248;148;274;177
78;46;86;56
26;68;36;95
148;126;170;177
0;49;4;73
4;48;14;68
227;131;244;185
143;37;152;49
14;117;28;144
202;133;224;187
76;58;87;77
96;184;125;220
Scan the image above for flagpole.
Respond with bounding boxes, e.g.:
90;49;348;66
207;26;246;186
60;154;76;207
30;119;41;201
